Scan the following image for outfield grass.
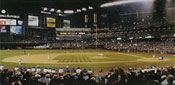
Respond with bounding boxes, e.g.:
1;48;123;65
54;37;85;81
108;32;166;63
0;49;174;72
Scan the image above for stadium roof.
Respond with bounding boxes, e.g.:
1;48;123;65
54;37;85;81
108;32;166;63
0;0;113;14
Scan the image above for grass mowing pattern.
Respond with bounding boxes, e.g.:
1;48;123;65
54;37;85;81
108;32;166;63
54;54;93;63
53;53;139;63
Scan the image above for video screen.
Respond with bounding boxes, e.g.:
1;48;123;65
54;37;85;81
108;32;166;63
10;26;22;35
28;15;39;26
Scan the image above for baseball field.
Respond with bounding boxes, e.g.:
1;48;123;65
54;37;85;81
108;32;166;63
0;49;175;72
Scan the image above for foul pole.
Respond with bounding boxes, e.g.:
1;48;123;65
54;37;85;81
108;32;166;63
94;13;98;49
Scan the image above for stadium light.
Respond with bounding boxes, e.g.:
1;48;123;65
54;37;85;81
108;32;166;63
43;7;48;11
50;8;55;12
82;8;87;11
1;9;6;14
64;10;74;14
56;10;61;13
88;6;93;10
58;14;64;16
100;0;154;8
77;9;82;12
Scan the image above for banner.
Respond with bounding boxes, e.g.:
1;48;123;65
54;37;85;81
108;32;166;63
0;19;16;25
94;13;97;23
0;14;20;18
63;20;70;28
28;15;39;26
85;15;88;23
0;26;7;33
47;17;56;27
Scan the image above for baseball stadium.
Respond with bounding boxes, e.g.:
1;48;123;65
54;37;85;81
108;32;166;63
0;0;175;85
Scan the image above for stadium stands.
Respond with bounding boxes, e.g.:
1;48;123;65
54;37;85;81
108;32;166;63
0;65;175;85
48;39;175;54
0;0;175;84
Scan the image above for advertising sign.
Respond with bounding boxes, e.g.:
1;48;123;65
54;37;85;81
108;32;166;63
0;26;7;33
63;20;70;28
28;15;39;26
0;19;16;25
17;20;23;26
47;17;56;27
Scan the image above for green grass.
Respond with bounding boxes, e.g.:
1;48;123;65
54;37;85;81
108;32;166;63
54;55;93;62
0;49;175;72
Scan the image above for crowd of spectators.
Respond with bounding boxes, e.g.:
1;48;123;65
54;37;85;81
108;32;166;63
48;39;175;54
0;64;175;85
104;39;175;54
48;41;90;49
